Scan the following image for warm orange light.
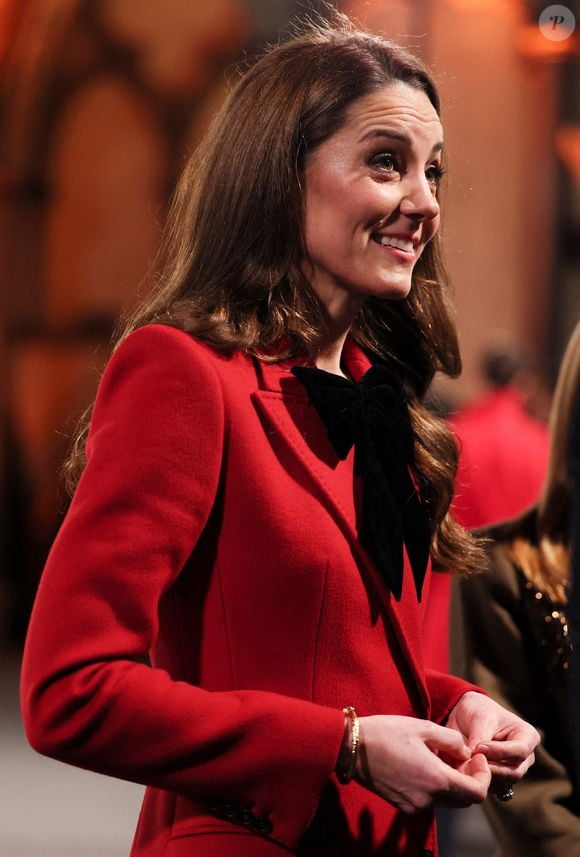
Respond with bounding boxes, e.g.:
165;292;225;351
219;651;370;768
516;24;579;61
556;125;580;180
447;0;512;9
0;0;27;64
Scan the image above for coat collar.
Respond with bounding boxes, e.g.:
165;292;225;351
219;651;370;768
250;337;430;713
252;335;373;395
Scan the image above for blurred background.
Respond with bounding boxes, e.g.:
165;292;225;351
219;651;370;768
0;0;578;855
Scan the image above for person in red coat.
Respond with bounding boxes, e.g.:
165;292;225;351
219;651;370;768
423;346;550;675
20;15;539;857
451;346;549;531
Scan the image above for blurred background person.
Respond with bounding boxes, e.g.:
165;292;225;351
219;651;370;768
569;386;580;802
451;321;580;857
451;342;550;530
423;342;551;677
422;341;552;854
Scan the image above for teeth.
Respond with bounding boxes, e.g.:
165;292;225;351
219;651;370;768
378;235;414;252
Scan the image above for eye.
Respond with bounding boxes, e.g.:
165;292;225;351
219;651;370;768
426;163;446;186
369;151;399;174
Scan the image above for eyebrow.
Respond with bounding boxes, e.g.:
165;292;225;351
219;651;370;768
361;128;444;153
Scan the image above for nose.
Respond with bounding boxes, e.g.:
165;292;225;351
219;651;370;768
399;173;440;223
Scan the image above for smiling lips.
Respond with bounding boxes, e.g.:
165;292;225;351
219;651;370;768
371;233;416;254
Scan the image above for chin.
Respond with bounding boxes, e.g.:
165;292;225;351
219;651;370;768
373;279;413;301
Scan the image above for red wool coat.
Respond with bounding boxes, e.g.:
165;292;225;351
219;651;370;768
21;324;478;857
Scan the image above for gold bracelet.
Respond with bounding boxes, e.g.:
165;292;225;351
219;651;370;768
338;706;360;784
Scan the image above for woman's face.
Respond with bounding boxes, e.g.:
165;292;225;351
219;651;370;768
301;83;444;314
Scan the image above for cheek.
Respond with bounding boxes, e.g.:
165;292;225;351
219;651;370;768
358;181;403;228
426;212;441;240
303;186;352;256
417;208;441;249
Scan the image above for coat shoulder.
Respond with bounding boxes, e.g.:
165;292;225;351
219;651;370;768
115;324;238;373
104;324;256;400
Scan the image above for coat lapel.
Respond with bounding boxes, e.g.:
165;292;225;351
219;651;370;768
250;338;430;714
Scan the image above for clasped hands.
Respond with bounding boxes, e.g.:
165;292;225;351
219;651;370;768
353;692;540;814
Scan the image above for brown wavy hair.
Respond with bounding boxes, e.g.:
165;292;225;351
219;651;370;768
501;322;580;602
64;13;487;576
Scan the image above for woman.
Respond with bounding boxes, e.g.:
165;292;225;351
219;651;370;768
21;16;538;857
451;322;580;856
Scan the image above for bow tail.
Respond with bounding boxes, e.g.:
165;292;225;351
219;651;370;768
401;492;432;601
375;427;432;602
357;444;406;601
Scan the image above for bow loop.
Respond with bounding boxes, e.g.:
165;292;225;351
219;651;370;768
291;363;431;601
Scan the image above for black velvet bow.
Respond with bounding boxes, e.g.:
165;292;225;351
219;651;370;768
291;364;431;601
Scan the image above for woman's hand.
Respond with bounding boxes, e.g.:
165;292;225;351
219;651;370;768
352;715;491;814
445;691;540;794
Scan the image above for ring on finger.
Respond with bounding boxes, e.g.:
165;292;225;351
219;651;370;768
496;785;515;802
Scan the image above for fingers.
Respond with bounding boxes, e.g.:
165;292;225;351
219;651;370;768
357;713;535;814
441;752;491;806
475;736;538;782
396;753;491;813
425;725;492;806
424;722;472;762
476;732;539;761
447;694;540;760
463;752;493;785
475;738;528;761
357;715;494;813
487;752;535;783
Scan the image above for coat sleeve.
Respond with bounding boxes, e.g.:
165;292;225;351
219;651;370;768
450;550;580;857
424;668;483;725
20;323;345;850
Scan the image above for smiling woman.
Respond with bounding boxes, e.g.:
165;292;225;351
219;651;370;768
20;12;539;857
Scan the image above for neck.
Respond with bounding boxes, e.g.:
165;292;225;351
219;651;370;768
313;329;351;377
308;280;365;377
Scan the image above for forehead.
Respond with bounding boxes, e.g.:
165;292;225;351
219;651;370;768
338;83;443;147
